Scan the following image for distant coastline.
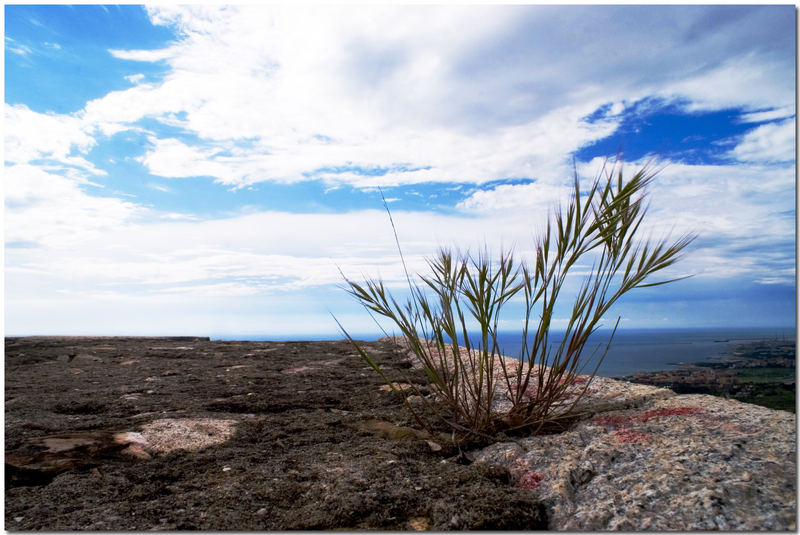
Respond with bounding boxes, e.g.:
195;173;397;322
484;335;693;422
619;338;796;412
314;327;796;379
7;326;795;381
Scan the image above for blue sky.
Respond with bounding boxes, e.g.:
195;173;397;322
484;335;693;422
4;5;796;337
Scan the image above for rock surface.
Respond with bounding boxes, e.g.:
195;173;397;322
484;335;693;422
5;337;547;530
475;392;796;530
5;336;796;530
385;335;796;529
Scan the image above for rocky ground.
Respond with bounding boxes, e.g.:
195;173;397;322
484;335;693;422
5;336;797;530
5;337;545;530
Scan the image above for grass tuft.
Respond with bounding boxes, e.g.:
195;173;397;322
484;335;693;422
338;161;695;445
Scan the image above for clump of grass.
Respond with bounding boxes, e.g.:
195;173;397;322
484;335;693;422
338;162;695;444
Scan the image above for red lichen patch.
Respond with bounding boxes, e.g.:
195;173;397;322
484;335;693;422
613;429;650;444
522;384;540;399
517;471;542;490
493;361;520;380
508;457;542;490
593;406;706;445
639;406;706;423
555;375;588;387
593;414;632;429
594;406;707;431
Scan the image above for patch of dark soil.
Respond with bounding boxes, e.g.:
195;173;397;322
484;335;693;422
5;337;548;530
53;401;108;415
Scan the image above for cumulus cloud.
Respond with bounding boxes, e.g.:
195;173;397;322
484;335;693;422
455;155;795;286
4;104;98;169
67;5;793;190
456;181;570;215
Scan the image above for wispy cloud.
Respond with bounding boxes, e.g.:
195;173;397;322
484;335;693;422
731;119;795;163
124;73;146;84
6;37;32;56
147;182;171;193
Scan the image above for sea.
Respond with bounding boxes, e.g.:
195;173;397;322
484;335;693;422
490;327;796;377
215;326;796;378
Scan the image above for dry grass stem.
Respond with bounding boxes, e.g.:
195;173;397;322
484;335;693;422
338;161;695;444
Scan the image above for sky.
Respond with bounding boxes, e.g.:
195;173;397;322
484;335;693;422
4;4;796;338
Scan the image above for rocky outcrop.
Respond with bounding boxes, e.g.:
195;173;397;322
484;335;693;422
5;337;796;530
474;386;796;530
374;336;797;530
6;431;151;486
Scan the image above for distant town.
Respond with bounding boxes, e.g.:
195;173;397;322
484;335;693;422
619;339;796;412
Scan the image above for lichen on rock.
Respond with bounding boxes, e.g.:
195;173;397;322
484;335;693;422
474;388;796;530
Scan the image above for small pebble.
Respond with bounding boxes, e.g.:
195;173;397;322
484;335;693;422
14;517;24;523
223;466;232;472
426;440;442;452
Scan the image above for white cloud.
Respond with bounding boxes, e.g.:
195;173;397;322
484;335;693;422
658;54;794;113
5;36;32;56
5;199;551;303
5;164;141;248
457;181;570;214
34;5;786;194
110;48;174;63
731;119;795;164
739;107;794;123
124;73;146;84
50;9;680;186
455;156;795;285
4;104;98;170
5;5;795;334
5;203;520;336
147;182;171;193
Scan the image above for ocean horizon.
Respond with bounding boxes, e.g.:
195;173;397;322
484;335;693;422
212;326;796;378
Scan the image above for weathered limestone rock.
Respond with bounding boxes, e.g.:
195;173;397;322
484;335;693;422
474;389;796;530
6;418;238;486
5;431;151;486
379;336;796;529
380;335;675;415
138;418;238;454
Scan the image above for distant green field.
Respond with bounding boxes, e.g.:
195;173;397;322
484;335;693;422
736;389;795;413
734;367;795;384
